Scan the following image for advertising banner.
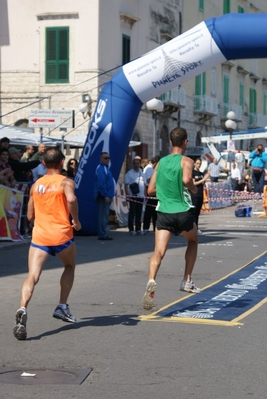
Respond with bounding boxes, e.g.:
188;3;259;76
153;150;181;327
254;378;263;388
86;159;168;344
0;185;24;241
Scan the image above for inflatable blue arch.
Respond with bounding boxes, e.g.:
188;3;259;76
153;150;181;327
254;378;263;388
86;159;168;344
75;13;267;234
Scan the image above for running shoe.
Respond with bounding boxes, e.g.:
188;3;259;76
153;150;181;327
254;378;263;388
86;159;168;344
13;307;27;340
180;279;201;293
142;279;157;310
53;305;77;323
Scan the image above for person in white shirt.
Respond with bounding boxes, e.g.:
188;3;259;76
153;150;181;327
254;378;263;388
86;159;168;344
124;158;147;235
143;156;160;232
230;163;242;191
235;149;244;176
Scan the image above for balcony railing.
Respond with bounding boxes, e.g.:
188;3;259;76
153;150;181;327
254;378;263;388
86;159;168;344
160;87;186;107
248;113;267;128
220;104;243;121
194;95;218;115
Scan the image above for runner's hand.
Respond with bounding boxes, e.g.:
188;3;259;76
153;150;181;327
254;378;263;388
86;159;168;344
72;220;82;231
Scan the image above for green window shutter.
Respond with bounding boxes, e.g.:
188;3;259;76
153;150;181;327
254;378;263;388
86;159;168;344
202;72;206;95
223;0;230;14
223;75;229;103
238;5;244;13
249;88;256;113
195;75;201;95
46;27;69;84
122;34;130;65
264;92;267;116
239;82;244;110
199;0;204;12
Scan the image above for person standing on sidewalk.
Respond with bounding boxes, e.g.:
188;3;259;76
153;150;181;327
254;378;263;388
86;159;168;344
249;144;267;193
125;158;147;235
191;158;209;234
13;147;81;340
142;127;200;311
143;155;160;233
94;152;115;240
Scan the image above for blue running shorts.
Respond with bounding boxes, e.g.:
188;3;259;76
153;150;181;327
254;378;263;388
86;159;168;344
30;238;74;256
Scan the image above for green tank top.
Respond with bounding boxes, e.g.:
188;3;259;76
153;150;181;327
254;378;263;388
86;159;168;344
156;154;192;213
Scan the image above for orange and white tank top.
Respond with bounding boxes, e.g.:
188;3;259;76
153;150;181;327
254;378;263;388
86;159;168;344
32;174;73;246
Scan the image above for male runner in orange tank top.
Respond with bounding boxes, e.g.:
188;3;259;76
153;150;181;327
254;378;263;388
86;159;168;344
13;147;81;340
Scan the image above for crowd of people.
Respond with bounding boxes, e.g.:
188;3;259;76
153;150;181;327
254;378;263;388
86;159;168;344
0;137;79;188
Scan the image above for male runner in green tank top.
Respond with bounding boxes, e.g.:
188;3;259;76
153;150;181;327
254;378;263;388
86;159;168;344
142;127;200;311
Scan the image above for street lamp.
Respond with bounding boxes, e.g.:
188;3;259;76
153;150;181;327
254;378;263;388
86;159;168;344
146;98;164;157
225;111;237;140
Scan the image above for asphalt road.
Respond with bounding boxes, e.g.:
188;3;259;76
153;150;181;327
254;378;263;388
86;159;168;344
1;202;267;399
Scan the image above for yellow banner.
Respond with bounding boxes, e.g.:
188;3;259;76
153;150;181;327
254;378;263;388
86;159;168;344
0;185;24;241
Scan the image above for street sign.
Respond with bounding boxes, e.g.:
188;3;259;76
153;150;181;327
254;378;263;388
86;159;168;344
29;109;75;128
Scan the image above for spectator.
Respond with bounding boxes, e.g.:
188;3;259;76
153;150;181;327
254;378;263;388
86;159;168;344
8;147;40;182
0;148;16;188
66;158;78;179
235;149;244;176
243;160;252;192
143;155;160;233
249;144;267;193
125;158;147;235
0;137;10;149
230;163;242;192
191;158;209;234
21;145;35;162
30;143;46;161
32;159;47;182
94;152;115;240
208;158;227;182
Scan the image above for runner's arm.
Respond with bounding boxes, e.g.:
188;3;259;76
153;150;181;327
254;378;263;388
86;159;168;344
182;157;197;194
63;178;81;231
27;187;35;222
147;164;158;196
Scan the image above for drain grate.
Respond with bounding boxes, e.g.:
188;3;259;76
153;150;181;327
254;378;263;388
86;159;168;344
0;367;92;385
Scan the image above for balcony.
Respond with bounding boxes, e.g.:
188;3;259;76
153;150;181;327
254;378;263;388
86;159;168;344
220;104;243;121
248;113;267;128
159;87;186;115
194;95;218;115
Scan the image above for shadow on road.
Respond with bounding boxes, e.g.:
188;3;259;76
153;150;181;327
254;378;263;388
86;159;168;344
27;313;140;341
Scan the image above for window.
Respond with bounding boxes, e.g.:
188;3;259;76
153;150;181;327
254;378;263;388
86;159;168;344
239;81;244;111
223;0;231;14
223;75;229;116
199;0;204;12
238;5;244;13
122;34;130;65
195;72;206;110
211;68;216;96
264;92;267;116
46;27;69;84
249;88;257;125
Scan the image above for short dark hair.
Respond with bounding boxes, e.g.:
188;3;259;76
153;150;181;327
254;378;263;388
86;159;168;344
170;127;187;147
151;155;160;165
43;147;65;169
0;148;9;156
0;137;10;143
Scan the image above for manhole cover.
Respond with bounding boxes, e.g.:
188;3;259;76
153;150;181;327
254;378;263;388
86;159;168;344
0;367;92;385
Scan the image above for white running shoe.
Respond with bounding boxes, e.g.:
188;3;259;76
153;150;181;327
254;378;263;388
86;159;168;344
180;279;201;293
142;279;157;310
13;307;27;340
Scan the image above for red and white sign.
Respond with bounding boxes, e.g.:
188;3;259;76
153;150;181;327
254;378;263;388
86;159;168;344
29;109;74;128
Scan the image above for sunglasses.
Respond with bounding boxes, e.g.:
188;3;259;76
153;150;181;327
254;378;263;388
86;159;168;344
103;157;110;160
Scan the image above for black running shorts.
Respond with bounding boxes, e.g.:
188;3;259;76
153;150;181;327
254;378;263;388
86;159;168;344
156;208;195;236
